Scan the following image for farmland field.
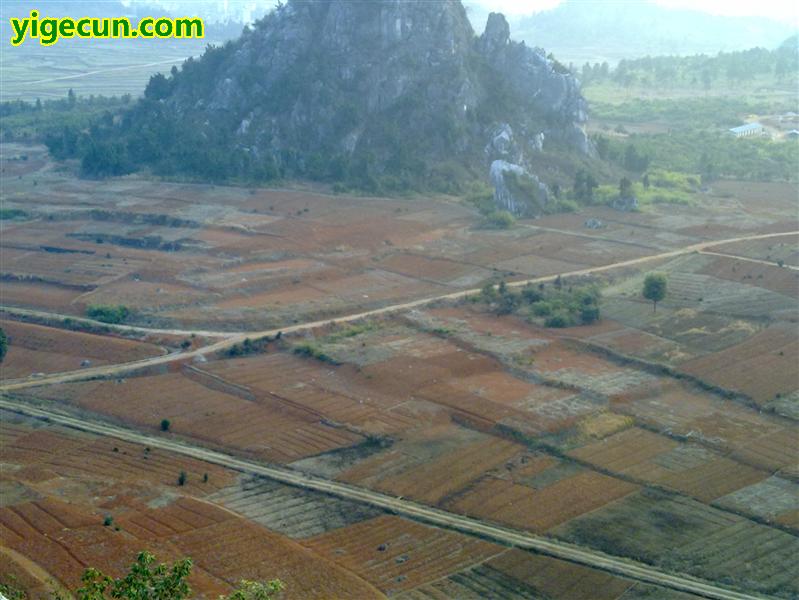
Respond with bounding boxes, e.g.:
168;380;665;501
554;489;799;598
1;127;798;599
0;319;166;379
0;412;701;599
0;413;381;598
2;142;796;332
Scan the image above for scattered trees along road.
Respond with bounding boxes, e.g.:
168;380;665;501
0;397;774;600
1;229;796;394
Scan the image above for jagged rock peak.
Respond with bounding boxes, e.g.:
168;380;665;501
480;12;511;53
130;0;592;194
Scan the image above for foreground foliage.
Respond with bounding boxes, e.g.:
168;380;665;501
75;551;284;600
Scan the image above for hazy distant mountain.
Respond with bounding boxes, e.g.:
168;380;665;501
493;0;797;64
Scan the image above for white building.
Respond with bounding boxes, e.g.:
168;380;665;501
729;122;765;138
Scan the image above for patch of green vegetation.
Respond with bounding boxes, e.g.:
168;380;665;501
0;577;26;600
543;197;580;214
75;549;284;600
483;210;516;229
1;94;130;144
593;169;699;206
86;304;130;324
223;336;270;358
431;327;453;336
292;342;339;365
478;280;602;328
464;181;498;214
322;322;379;343
0;208;28;220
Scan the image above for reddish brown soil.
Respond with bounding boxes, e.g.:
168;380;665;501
569;427;769;502
679;325;799;404
488;549;635;600
304;515;504;595
0;320;163;379
25;371;363;464
446;472;638;533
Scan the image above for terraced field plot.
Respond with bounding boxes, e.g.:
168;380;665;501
679;324;799;405
615;382;799;473
568;427;769;502
613;254;797;320
715;476;799;528
712;233;799;267
204;352;422;436
19;370;364;463
696;253;799;297
554;489;799;599
337;427;524;505
0;319;165;380
207;475;383;539
0;415;388;599
446;469;638;533
304;515;505;596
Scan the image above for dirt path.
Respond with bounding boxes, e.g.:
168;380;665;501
23;59;189;86
0;397;770;600
698;250;799;271
1;230;796;392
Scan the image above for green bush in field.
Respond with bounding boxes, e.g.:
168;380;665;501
485;210;516;229
86;304;130;324
545;311;578;328
292;342;338;364
0;208;28;220
479;280;602;328
0;327;6;363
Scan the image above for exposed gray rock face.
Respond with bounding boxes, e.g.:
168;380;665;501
478;12;590;153
613;195;639;211
490;160;549;216
142;0;591;189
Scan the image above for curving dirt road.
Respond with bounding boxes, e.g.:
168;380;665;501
0;397;770;600
1;229;796;393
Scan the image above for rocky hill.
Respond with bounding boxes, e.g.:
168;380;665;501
98;0;593;214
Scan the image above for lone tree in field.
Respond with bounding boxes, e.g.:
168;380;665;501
75;551;284;600
643;273;667;313
0;327;7;362
160;419;171;432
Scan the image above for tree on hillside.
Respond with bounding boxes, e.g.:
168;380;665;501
643;273;667;313
0;327;6;362
619;177;633;199
573;170;598;203
75;551;284;600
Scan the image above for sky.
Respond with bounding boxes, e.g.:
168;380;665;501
477;0;799;25
124;0;799;28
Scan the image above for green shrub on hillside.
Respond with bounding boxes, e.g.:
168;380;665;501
484;210;516;229
477;280;602;328
86;304;129;324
